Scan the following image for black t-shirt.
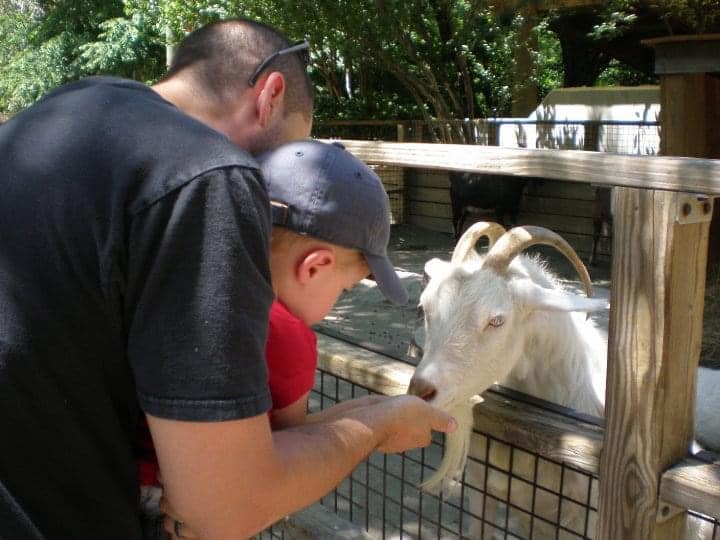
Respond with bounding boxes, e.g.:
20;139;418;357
0;77;274;538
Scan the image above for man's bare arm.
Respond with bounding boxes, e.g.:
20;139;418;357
148;395;455;539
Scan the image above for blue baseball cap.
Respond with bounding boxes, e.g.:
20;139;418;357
257;140;408;305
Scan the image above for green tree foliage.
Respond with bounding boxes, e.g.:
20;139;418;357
594;0;720;36
0;0;165;111
0;7;69;110
77;12;165;82
1;0;717;122
532;19;563;101
286;1;515;124
0;0;528;126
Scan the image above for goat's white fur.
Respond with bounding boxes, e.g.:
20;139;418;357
695;367;720;452
410;222;718;537
414;239;608;491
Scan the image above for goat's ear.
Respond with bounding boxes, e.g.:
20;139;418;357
515;280;609;313
424;258;451;280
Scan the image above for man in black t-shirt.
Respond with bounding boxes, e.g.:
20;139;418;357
0;18;457;540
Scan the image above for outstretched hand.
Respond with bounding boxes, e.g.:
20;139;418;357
369;394;457;454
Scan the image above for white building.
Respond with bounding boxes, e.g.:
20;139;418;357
496;85;660;155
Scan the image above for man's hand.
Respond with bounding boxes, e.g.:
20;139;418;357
364;395;457;453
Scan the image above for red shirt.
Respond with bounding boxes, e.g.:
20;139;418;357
266;300;318;411
136;299;318;486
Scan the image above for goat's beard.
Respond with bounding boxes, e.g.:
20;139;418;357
419;395;483;496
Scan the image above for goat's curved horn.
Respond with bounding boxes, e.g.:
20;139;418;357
484;226;593;297
451;221;507;265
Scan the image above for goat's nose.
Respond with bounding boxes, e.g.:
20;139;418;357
407;376;437;402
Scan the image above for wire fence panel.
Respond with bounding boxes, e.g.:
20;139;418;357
309;371;600;539
257;368;719;540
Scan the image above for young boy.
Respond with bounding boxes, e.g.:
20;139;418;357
261;139;408;428
137;139;408;537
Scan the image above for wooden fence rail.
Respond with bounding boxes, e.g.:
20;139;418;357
336;140;720;196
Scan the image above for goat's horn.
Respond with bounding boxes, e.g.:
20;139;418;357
451;221;507;265
484;226;593;297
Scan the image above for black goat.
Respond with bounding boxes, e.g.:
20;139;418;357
449;172;528;239
589;186;613;266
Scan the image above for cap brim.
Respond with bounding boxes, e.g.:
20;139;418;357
365;253;409;305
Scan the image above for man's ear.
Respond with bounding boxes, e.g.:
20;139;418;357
295;248;335;285
256;72;286;127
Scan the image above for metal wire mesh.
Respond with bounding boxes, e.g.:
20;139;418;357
687;511;720;540
306;370;601;539
370;164;405;225
257;367;720;539
313;120;404;142
489;119;659;155
256;367;719;540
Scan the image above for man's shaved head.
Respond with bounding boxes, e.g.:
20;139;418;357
164;18;313;120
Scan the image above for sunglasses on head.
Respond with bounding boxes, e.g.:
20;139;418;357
248;40;310;87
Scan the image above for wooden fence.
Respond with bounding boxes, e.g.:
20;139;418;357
403;168;609;261
317;118;660;264
320;138;720;539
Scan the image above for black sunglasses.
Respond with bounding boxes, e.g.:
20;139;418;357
248;40;310;87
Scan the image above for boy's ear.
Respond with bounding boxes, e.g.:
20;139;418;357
256;72;286;128
295;248;336;285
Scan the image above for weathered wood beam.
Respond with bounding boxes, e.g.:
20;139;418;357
643;34;720;76
659;457;720;520
335;140;720;196
597;187;711;539
317;333;414;397
472;391;603;475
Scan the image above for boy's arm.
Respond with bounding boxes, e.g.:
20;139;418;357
148;394;455;539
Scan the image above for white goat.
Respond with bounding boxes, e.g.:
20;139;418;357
695;367;720;452
408;223;607;492
407;221;719;538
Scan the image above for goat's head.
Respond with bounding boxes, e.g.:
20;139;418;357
407;222;608;412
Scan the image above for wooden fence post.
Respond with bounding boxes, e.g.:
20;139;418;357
646;34;720;268
597;187;711;539
597;34;719;539
396;123;405;142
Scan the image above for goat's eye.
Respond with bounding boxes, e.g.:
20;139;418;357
487;315;505;328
